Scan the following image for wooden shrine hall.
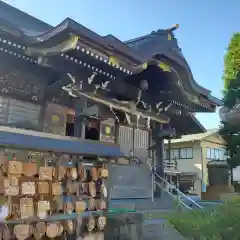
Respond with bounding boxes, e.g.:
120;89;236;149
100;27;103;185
0;1;222;193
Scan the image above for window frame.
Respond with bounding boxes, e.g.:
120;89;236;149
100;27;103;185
164;149;169;160
170;148;180;160
179;147;193;159
206;148;211;159
206;148;227;160
164;147;194;160
210;148;215;159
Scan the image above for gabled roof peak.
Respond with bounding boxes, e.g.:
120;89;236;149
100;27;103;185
152;24;180;34
125;24;179;44
164;129;224;144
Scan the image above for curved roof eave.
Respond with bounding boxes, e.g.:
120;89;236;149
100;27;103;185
207;96;223;106
189;114;206;133
0;2;221;107
31;21;220;107
125;34;211;97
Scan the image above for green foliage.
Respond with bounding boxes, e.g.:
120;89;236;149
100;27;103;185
220;33;240;169
222;73;240;108
223;33;240;90
167;199;240;240
219;123;240;169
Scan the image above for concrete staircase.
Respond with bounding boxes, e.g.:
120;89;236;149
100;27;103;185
109;174;204;239
108;159;202;238
110;197;186;239
109;196;222;239
110;192;177;211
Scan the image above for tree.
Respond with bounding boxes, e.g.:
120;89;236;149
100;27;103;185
220;33;240;169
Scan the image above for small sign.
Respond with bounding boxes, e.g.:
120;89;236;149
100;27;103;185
28;151;42;166
100;119;115;143
207;160;228;166
108;164;152;199
43;103;67;135
105;126;111;135
51;114;60;123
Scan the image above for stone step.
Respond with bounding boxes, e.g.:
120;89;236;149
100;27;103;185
110;192;177;211
109;195;221;239
108;205;186;239
109;195;189;239
142;209;175;221
143;219;186;240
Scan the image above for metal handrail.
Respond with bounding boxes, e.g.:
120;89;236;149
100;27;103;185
129;153;203;209
154;181;192;209
154;171;203;209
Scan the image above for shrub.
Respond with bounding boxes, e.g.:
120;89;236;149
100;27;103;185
167;199;240;240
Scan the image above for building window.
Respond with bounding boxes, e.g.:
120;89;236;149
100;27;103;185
211;148;215;159
215;149;220;160
180;148;193;159
164;149;179;160
219;149;225;160
206;148;226;160
171;149;179;159
164;149;169;160
207;148;211;159
164;148;194;160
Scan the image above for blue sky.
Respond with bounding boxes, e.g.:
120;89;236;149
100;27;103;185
2;0;238;129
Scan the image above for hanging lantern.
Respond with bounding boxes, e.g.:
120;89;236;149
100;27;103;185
86;118;99;129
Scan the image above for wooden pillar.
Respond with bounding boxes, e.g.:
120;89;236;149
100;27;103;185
74;97;87;138
168;139;171;167
153;123;165;198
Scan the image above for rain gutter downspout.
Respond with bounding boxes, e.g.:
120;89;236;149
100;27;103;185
192;139;204;194
200;142;204;194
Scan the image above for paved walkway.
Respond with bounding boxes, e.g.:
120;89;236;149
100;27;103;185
143;219;186;239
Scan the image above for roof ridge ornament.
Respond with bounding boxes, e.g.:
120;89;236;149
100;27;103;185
151;24;179;35
165;24;179;41
165;24;179;33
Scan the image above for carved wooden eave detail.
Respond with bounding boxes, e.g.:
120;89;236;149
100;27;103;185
0;32;217;114
62;73;169;124
0;1;221;111
0;36;203;112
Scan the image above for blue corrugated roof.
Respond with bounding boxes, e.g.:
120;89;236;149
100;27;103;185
0;131;124;157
